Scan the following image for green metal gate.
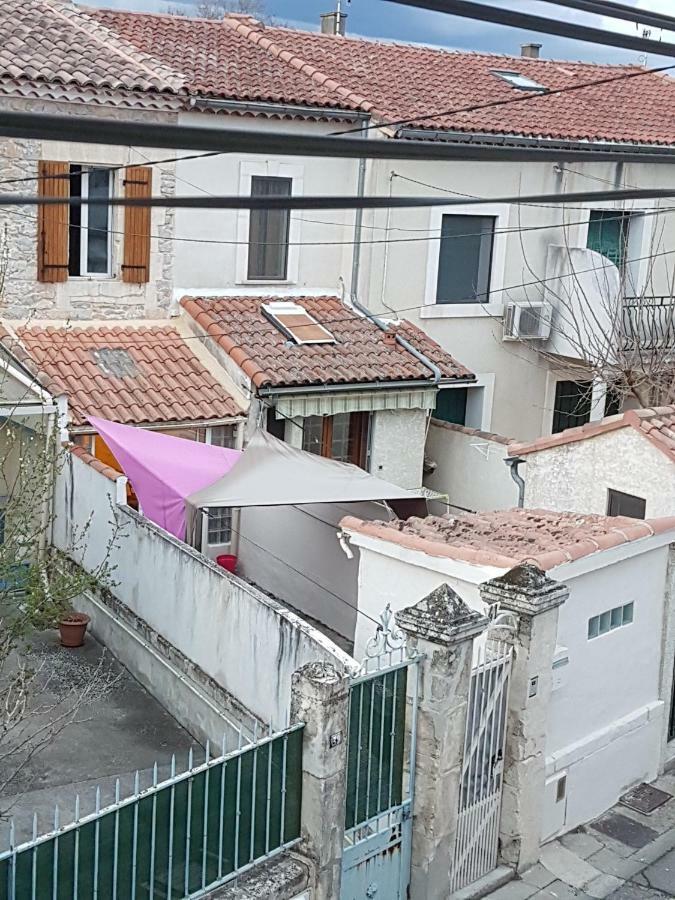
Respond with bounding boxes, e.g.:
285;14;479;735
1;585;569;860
341;605;421;900
0;725;303;900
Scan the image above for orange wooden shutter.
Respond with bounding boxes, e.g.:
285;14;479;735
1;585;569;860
122;166;152;284
37;161;70;283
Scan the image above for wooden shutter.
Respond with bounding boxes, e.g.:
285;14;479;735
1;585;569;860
122;166;152;284
37;161;70;283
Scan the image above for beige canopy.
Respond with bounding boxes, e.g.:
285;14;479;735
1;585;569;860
187;429;423;510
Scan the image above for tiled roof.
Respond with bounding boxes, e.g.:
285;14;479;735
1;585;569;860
70;444;121;482
90;8;357;114
0;0;185;107
341;508;675;572
180;295;474;390
91;7;675;145
509;406;675;465
15;323;243;427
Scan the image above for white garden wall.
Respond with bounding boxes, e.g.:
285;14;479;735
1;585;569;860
53;451;358;731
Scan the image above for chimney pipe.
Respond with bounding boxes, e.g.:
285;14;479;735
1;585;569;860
321;11;347;35
521;42;542;59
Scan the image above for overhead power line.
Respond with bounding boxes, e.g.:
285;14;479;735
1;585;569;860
6;186;675;211
536;0;675;32
1;110;675;165
382;0;675;58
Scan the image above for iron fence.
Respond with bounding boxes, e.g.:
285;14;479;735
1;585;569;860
0;723;303;900
622;296;675;351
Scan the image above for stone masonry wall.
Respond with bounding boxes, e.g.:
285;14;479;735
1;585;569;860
0;97;177;321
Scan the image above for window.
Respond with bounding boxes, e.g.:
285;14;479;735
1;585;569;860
433;387;468;425
607;488;646;519
491;70;548;92
248;176;292;280
552;380;593;433
587;210;631;272
68;166;112;277
266;407;286;441
37;161;151;284
207;507;232;545
436;215;495;304
302;412;370;468
588;602;634;640
263;301;335;344
210;425;237;449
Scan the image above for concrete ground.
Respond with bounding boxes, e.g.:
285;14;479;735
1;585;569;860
486;772;675;899
0;630;195;847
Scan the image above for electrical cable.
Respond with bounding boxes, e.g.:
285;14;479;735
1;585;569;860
382;0;675;58
12;240;675;357
5;186;675;211
535;0;675;32
1;109;674;166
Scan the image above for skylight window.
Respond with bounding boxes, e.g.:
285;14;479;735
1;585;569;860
491;70;548;92
262;302;336;345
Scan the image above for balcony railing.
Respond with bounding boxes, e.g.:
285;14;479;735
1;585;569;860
622;296;675;352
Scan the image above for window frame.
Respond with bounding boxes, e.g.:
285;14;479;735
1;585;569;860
206;507;233;546
422;202;510;319
247;175;293;281
69;165;113;279
236;161;304;285
551;379;594;434
606;488;646;520
302;412;371;469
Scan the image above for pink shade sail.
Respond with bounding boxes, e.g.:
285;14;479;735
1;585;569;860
88;416;241;539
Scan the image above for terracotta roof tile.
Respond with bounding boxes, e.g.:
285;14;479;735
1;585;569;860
0;0;185;107
14;323;243;427
69;444;120;482
341;508;675;572
180;295;474;389
509;406;675;464
91;7;675;145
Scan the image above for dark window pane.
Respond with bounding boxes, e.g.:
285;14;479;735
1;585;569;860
552;380;593;433
248;176;292;280
86;169;110;274
436;215;495;304
68;166;82;276
607;488;646;519
587;210;630;271
433;388;468;425
266;407;286;441
604;384;622;417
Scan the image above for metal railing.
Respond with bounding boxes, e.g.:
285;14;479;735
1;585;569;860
0;723;304;900
622;295;675;351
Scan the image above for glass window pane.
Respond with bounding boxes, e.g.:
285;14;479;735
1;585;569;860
68;166;82;276
610;606;623;629
588;616;599;639
552;380;593;434
622;603;634;625
587;210;630;271
435;215;495;304
331;413;351;462
211;425;236;448
599;610;612;634
433;388;468;425
302;416;324;456
248;176;292;280
207;507;232;545
86;169;110;274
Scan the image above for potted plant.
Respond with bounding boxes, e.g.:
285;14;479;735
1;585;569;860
57;610;90;647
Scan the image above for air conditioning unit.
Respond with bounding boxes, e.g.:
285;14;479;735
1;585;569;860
503;301;552;341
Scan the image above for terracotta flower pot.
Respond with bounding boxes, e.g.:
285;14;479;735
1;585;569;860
58;613;90;648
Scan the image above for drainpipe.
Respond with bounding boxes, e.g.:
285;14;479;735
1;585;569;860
505;456;526;508
350;295;442;384
350;121;369;300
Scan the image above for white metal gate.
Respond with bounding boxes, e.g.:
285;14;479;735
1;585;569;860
341;605;421;900
450;639;512;893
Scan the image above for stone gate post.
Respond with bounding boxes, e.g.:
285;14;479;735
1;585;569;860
290;661;350;900
480;564;568;872
396;583;488;900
